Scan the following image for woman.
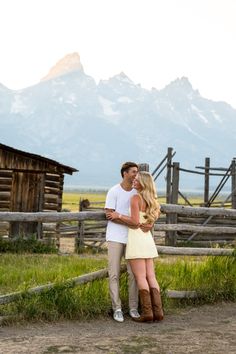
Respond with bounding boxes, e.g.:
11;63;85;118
108;171;163;322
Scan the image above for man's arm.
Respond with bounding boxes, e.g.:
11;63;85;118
105;208;127;226
105;208;139;228
106;195;141;228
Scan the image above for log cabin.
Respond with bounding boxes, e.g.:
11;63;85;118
0;143;77;238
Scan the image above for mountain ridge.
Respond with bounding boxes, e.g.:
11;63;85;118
1;53;236;188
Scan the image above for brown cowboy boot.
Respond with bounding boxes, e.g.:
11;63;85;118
150;288;164;321
133;289;153;322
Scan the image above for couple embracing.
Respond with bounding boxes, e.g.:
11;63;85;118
105;162;163;323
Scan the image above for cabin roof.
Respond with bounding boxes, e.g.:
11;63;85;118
0;143;78;175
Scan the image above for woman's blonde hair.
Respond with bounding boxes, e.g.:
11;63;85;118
137;171;160;223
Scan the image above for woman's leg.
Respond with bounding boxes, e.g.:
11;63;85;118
145;258;164;321
145;259;160;291
128;259;153;322
129;259;149;291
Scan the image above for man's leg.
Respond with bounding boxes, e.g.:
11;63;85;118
126;258;139;311
108;241;124;311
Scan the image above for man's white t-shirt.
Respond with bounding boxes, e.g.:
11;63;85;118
105;184;137;244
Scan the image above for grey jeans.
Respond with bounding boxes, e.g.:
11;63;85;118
107;241;138;311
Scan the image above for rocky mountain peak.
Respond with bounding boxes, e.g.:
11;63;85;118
113;72;134;84
41;52;84;82
164;76;195;93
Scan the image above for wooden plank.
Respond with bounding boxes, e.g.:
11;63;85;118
166;290;197;298
187;215;214;241
44;193;60;199
37;173;45;239
44;197;60;205
231;159;236;208
0;178;12;183
1;204;236;222
161;204;236;217
138;163;149;172
44;201;58;207
45;174;61;182
154;223;236;234
44;187;60;194
177;240;236;246
9;172;45;237
0;185;11;191
84;237;106;241
178;217;236;225
204;157;210;206
178;167;229;177
157;246;234;256
0;192;11;200
166;147;173;204
0;201;10;206
0;171;12;177
43;206;59;211
178;191;192;206
44;181;60;188
57;174;64;211
167;162;179;246
177;234;236;241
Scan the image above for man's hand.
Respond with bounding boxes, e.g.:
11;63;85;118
106;211;119;220
140;223;154;233
105;209;139;228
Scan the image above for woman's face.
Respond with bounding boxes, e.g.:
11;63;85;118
133;175;142;191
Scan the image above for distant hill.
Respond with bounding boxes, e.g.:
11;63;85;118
1;53;236;188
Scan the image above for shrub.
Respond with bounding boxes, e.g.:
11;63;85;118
0;236;57;254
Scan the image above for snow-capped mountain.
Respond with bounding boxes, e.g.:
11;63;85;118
1;53;236;188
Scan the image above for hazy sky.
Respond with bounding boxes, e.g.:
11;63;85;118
0;0;236;107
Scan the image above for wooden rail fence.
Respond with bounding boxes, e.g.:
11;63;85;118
0;204;236;249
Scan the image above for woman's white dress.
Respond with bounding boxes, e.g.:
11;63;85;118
125;211;158;259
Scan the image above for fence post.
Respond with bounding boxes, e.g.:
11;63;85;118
204;157;210;206
77;198;85;251
138;163;149;172
166;147;173;204
231;159;236;209
165;148;173;245
166;162;179;246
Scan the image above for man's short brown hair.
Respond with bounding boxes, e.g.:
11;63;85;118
120;161;138;177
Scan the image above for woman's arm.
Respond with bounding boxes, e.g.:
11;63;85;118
106;195;140;227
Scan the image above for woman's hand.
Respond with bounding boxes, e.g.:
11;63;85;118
140;223;154;232
106;211;120;220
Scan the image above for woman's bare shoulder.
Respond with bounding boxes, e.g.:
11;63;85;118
130;194;141;204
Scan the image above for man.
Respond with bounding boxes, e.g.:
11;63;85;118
105;162;152;322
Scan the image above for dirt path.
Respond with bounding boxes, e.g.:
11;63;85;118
0;302;235;354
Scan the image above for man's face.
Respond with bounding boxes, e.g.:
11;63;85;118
124;167;138;183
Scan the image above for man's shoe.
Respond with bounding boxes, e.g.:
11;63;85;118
129;308;140;319
113;309;124;323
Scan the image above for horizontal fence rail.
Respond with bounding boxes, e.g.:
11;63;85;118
157;246;233;256
0;265;200;306
0;204;236;250
2;204;236;222
154;224;236;234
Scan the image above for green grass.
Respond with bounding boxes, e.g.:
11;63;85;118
156;254;236;303
0;253;235;323
62;191;227;212
0;254;107;294
62;192;106;211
